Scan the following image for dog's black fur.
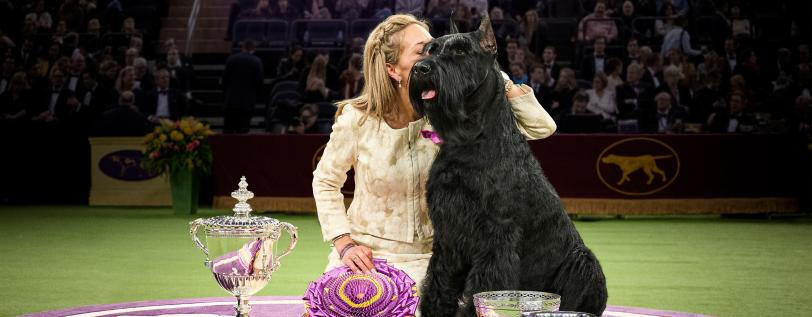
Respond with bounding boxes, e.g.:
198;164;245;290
409;14;608;317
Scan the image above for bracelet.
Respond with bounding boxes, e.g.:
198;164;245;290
338;243;357;260
330;233;350;246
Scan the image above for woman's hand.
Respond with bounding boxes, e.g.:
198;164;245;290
335;236;374;274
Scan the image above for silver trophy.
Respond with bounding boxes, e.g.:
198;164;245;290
190;176;298;316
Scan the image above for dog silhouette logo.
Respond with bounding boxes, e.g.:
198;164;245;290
596;138;680;196
313;143;355;196
98;150;158;181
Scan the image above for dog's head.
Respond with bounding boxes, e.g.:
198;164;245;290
409;13;500;141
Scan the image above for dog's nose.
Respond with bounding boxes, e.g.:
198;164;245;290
414;61;431;75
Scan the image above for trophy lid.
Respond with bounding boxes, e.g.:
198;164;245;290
198;176;282;237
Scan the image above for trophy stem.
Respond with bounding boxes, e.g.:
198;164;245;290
234;295;251;317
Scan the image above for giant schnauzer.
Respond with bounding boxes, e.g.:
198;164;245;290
409;14;608;317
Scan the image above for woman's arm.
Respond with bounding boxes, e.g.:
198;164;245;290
507;84;557;140
312;106;358;243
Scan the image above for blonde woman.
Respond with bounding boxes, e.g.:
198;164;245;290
115;66;137;93
312;14;556;291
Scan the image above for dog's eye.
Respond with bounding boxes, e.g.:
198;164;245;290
450;43;467;55
422;43;437;56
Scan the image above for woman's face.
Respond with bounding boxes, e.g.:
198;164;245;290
391;24;432;89
593;77;604;90
623;1;634;16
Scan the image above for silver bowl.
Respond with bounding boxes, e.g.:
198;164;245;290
474;291;561;317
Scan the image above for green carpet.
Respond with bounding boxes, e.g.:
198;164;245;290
1;206;810;317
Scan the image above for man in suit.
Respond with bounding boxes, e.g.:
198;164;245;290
528;64;553;110
165;48;193;92
639;91;687;133
580;36;609;81
541;46;561;83
706;92;757;133
641;52;664;88
93;90;152;136
138;68;185;122
615;63;653;119
223;40;264;133
31;67;71;123
79;70;116;118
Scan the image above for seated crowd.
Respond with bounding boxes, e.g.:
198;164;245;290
0;0;193;136
2;0;811;136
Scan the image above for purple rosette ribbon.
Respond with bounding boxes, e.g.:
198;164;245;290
303;258;419;317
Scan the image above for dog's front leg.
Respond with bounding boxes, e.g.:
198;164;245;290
458;221;522;317
420;240;468;317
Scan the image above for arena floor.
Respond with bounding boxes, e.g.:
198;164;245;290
1;206;810;316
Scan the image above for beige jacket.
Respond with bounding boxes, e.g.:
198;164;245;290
312;90;557;245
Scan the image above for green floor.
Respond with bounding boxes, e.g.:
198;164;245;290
1;206;811;317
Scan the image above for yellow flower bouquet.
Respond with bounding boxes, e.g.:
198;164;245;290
142;117;215;175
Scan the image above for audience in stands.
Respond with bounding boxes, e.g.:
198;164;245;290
93;90;151;136
2;0;810;136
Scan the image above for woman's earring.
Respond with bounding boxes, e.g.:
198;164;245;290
397;79;402;88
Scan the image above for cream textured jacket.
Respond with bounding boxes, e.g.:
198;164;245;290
313;90;556;249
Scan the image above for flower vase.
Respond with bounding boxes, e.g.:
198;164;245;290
170;168;200;215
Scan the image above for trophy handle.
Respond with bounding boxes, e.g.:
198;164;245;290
275;222;298;263
189;219;209;258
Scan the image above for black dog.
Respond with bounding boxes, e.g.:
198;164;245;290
409;14;608;317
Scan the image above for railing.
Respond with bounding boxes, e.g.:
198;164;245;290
185;0;202;55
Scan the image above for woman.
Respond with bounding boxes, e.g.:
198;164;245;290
338;53;363;99
550;67;578;114
303;55;339;103
605;57;624;92
586;72;618;121
312;14;556;291
115;66;137;93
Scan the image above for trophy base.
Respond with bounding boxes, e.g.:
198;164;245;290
235;296;251;317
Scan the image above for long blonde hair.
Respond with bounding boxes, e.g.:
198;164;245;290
306;55;328;91
335;14;429;125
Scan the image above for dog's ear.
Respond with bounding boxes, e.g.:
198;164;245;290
477;12;497;55
449;12;459;34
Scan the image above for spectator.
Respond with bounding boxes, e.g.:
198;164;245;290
707;92;757;133
92;90;152;137
654;3;675;37
16;38;37;69
223;40;263;134
692;71;724;124
288;103;320;134
303;55;339;103
641;51;663;88
124;47;138;67
541;46;561;81
165;48;193;92
339;53;363;99
133;57;153;91
578;1;618;42
623;37;641;68
138;69;184;122
580;36;610;81
520;9;547;56
727;5;751;38
82;18;102;54
59;0;85;31
510;62;529;85
78;70;115;117
556;91;605;133
225;0;257;40
276;45;306;81
528;64;553;108
615;62;653;119
25;0;52;31
723;37;737;71
640;91;687;133
615;0;636;40
551;67;579;114
66;54;85;92
98;60;120;90
271;0;302;20
661;17;702;59
31;67;71;123
605;57;624;91
462;0;488;18
656;65;693;111
0;72;31;122
115;65;137;93
586;72;618;121
0;56;15;96
306;0;334;19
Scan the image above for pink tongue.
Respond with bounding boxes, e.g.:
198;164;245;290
421;89;437;100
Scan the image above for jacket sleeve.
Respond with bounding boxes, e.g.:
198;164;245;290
509;85;557;140
312;106;358;242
